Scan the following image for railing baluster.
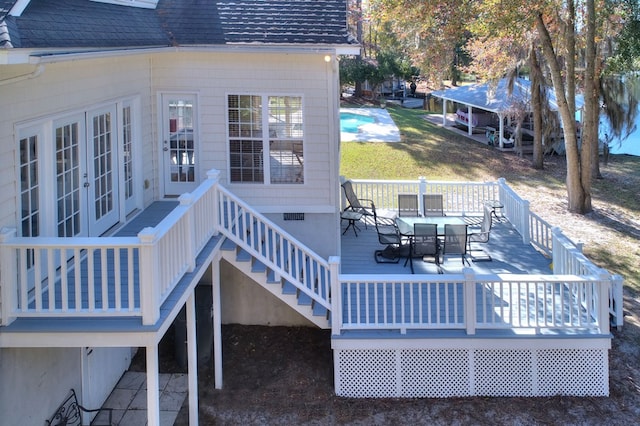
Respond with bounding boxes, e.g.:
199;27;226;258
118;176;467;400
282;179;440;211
114;248;122;310
34;249;42;312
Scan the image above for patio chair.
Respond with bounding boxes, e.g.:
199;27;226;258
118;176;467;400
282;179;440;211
404;223;441;274
422;193;444;216
441;224;469;267
341;180;375;228
467;204;493;262
398;193;419;217
374;207;404;263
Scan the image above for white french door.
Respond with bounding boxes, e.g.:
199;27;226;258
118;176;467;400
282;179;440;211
87;106;119;236
161;94;199;195
53;107;119;237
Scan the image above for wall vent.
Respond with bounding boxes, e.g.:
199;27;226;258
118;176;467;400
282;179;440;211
283;213;305;221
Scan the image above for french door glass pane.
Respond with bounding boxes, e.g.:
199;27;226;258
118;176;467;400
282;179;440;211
56;123;81;237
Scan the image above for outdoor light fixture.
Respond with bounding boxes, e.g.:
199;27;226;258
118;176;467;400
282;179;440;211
324;55;332;63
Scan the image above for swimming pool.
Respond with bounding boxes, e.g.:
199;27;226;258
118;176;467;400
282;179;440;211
340;111;377;133
340;108;401;142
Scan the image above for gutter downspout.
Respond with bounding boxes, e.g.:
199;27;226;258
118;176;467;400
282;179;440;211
0;64;45;86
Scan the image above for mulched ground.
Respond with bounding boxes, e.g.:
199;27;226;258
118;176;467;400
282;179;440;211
130;321;640;425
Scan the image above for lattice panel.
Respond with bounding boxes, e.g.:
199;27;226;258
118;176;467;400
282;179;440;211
474;349;534;396
335;349;397;398
401;349;470;398
537;349;608;396
333;346;609;398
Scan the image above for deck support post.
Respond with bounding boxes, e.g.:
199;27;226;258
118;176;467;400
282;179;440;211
463;268;476;335
598;271;611;335
139;228;160;325
0;227;17;326
212;253;223;389
207;169;221;236
520;200;530;245
418;176;427;215
186;290;199;426
180;193;197;272
329;256;341;336
145;343;160;426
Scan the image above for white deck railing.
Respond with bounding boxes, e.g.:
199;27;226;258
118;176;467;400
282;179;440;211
0;171;220;326
215;185;331;313
0;172;622;332
339;177;623;331
345;177;500;216
335;271;610;335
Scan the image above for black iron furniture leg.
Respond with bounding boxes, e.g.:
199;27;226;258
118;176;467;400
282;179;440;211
341;210;363;236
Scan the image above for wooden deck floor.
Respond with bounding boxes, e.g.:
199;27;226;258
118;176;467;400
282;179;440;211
340;215;552;276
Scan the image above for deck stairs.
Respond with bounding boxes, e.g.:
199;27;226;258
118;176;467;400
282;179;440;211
215;187;331;329
219;240;330;328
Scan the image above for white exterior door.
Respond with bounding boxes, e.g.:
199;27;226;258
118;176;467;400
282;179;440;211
53;107;119;238
54;114;87;237
161;94;198;196
87;106;119;236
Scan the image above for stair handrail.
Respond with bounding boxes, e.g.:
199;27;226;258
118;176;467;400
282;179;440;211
214;185;331;311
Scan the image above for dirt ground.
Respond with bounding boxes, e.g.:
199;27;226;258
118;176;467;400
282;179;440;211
132;105;640;424
140;320;640;425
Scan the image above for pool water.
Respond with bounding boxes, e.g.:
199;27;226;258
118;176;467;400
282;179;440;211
341;112;376;133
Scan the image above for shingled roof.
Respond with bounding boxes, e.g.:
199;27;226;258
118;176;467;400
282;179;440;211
0;0;354;49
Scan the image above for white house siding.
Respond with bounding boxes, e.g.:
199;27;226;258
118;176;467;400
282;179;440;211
151;51;339;210
0;347;81;426
0;48;342;418
0;56;154;425
0;56;156;230
151;50;341;256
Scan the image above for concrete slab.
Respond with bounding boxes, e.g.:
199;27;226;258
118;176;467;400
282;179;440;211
99;371;188;425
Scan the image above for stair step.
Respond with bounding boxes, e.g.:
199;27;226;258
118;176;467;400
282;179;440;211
266;269;280;284
297;292;312;305
252;259;267;273
313;303;328;317
221;238;237;251
236;248;252;262
282;280;297;295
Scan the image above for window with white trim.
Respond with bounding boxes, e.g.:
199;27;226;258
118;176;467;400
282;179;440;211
228;94;304;184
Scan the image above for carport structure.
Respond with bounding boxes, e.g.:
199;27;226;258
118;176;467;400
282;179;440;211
431;78;583;150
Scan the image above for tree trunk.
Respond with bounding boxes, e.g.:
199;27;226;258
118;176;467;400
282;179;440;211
566;2;576;119
580;0;597;210
587;0;603;180
530;44;544;169
536;13;586;213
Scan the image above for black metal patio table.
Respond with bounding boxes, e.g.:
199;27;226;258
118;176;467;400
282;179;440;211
395;216;466;237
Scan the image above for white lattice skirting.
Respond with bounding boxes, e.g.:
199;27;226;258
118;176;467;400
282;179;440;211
333;337;610;398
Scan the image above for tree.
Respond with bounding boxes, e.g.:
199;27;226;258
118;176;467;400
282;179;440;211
369;0;639;214
373;0;473;88
339;57;383;100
